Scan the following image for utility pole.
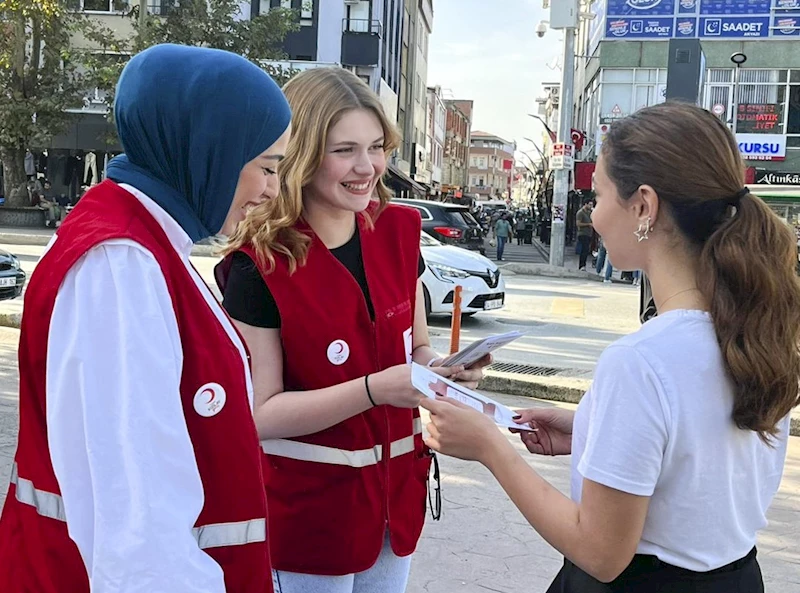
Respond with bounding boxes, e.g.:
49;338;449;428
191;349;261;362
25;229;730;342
550;27;575;267
540;0;580;267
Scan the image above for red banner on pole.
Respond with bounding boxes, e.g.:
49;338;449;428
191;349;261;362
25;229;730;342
502;159;513;170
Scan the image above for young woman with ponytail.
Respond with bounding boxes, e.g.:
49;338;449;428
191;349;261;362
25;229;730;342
418;101;799;592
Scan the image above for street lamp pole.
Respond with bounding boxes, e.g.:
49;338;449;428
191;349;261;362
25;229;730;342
549;26;576;268
730;52;747;135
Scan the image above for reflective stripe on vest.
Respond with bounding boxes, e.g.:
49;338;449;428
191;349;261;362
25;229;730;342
261;417;423;467
10;462;66;522
10;462;265;549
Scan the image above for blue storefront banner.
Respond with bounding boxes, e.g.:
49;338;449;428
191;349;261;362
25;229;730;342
700;16;770;37
607;0;675;17
597;0;800;40
773;14;800;35
700;1;771;15
606;16;675;37
675;17;698;35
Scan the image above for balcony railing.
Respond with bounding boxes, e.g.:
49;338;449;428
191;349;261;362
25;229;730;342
341;19;381;67
342;18;382;35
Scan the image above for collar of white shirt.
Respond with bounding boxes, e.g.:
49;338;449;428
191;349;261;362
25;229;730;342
117;183;195;259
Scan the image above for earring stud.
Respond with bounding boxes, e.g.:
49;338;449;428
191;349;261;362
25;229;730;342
634;217;652;242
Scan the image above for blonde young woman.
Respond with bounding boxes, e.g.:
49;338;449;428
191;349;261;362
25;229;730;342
419;102;799;592
217;68;490;593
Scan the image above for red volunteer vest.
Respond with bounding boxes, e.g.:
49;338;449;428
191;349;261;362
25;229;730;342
236;203;430;576
0;181;272;593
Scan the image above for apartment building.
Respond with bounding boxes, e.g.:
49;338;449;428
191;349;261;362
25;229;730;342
468;131;515;200
442;99;472;190
426;85;447;194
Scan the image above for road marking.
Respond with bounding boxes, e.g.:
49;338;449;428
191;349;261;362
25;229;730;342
551;298;585;317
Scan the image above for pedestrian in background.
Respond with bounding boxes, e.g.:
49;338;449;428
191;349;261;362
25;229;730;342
494;213;512;261
0;44;292;593
218;67;489;593
575;197;594;270
516;215;526;245
419;101;798;593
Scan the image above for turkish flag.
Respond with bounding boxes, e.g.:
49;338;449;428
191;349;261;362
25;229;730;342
502;159;513;170
570;129;586;152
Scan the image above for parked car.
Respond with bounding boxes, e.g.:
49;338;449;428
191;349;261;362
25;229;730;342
395;198;485;254
0;249;26;300
420;231;505;318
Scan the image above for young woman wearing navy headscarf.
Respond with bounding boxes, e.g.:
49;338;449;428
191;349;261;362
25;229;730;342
0;44;291;593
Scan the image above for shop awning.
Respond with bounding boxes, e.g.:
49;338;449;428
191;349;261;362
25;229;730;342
386;163;427;197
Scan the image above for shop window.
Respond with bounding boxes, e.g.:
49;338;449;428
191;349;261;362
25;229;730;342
788;86;800;135
602;69;634;83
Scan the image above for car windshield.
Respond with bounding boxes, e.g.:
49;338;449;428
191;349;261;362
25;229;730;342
420;232;442;247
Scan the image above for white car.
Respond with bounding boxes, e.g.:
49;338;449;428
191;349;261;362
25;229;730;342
420;231;506;317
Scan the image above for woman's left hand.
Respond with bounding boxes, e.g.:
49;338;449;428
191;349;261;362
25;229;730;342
431;354;492;390
419;395;510;464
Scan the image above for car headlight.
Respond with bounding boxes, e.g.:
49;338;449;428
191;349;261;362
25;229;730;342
429;263;470;282
10;256;20;270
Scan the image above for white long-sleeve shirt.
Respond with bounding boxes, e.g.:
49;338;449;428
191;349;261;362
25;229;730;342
45;184;253;592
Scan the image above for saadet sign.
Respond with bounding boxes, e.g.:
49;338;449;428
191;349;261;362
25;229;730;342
736;134;787;161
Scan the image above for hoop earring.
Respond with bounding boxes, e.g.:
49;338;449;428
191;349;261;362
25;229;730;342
634;217;652;242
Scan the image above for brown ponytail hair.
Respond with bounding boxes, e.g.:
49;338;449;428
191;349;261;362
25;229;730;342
602;101;800;443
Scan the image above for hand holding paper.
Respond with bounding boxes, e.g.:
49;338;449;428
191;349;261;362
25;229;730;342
412;364;534;432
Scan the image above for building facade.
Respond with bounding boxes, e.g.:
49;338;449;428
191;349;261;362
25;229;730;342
427;85;447;193
573;1;800;170
442;99;472;190
468;131;515;200
260;0;431;197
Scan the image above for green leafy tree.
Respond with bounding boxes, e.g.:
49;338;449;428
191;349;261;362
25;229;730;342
0;0;114;206
85;0;301;126
1;0;300;207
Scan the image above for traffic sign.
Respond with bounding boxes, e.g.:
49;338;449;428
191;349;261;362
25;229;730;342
550;143;575;170
712;103;726;116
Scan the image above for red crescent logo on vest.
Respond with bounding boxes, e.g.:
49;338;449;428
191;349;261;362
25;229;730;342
326;339;350;366
193;382;227;417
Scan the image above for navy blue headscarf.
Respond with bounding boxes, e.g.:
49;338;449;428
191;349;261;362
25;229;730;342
106;44;291;242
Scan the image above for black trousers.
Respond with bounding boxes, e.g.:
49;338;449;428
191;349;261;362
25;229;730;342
546;547;762;593
577;235;591;269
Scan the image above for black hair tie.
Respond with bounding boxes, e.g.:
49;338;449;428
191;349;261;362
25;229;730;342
729;187;749;206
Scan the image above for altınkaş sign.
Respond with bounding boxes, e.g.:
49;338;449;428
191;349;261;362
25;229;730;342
755;171;800;185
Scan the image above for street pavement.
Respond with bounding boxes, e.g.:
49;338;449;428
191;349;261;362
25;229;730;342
0;236;799;590
3;241;640;374
0;325;797;591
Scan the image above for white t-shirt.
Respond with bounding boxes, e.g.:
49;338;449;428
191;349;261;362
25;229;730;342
571;309;789;572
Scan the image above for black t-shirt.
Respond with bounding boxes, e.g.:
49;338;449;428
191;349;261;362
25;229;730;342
222;229;425;328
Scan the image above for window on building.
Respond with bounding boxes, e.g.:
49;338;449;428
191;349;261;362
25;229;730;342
70;0;127;11
478;177;485;187
600;68;668;124
703;69;797;141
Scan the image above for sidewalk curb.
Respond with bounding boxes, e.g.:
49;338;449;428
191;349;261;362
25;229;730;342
482;370;800;438
0;232;217;257
498;262;605;281
0;313;21;330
